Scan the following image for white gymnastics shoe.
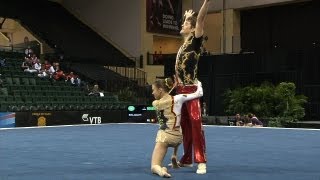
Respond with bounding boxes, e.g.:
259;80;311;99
196;163;206;174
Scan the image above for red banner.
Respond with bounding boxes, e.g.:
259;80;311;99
147;0;182;35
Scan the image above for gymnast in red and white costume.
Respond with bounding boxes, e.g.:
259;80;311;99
174;0;211;174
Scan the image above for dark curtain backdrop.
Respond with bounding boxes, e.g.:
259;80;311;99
241;0;320;53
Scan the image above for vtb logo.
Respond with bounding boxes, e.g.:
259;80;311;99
82;114;102;124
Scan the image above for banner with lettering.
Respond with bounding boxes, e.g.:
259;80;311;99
147;0;182;35
14;111;127;127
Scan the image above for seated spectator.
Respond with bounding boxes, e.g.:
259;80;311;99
37;63;55;78
53;65;65;81
24;46;33;60
37;64;48;78
43;60;52;70
248;113;263;127
235;113;244;126
33;61;41;73
88;84;103;97
72;75;81;87
24;52;31;60
47;64;56;77
64;71;80;86
243;115;251;126
25;46;33;55
65;72;75;82
24;57;41;73
30;54;40;64
21;59;31;71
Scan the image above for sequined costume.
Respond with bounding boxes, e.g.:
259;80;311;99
175;32;207;164
152;83;203;147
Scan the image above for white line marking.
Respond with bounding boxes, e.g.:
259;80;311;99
1;123;319;131
203;124;320;131
0;123;155;131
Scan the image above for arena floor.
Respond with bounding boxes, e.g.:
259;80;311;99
1;124;320;180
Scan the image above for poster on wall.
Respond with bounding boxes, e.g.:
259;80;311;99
147;0;182;35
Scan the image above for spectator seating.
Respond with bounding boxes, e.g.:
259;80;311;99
0;52;129;112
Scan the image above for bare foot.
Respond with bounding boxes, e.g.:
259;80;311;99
162;167;172;178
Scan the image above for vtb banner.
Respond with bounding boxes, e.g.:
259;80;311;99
147;0;182;35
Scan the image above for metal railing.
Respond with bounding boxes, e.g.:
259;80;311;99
0;41;41;56
106;65;146;86
0;45;25;53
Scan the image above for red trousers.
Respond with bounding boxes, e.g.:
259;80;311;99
177;85;207;164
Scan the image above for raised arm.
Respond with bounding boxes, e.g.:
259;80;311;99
195;0;210;38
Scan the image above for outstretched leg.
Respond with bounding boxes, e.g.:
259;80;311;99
187;98;207;174
151;142;171;178
187;98;207;163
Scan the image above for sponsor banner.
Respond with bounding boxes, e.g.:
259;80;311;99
79;111;126;124
81;113;102;124
146;0;182;35
0;112;15;128
15;111;126;127
31;112;53;126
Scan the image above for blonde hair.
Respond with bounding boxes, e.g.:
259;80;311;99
153;78;174;92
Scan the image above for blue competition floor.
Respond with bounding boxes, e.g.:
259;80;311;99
1;124;320;180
